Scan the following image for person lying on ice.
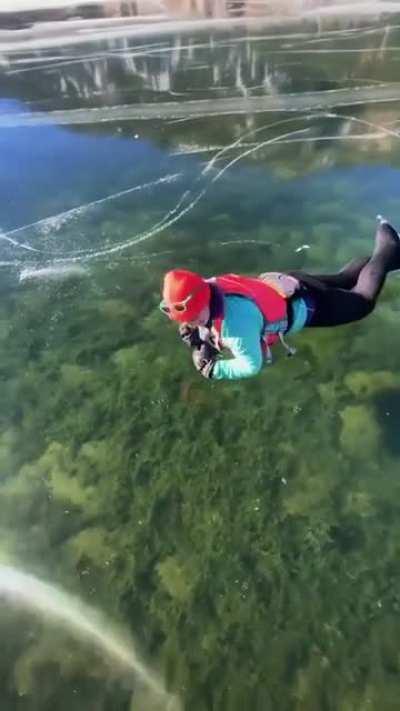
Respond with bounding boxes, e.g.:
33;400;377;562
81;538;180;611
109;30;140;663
159;217;400;381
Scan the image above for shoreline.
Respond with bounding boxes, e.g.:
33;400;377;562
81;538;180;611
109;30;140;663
1;2;399;52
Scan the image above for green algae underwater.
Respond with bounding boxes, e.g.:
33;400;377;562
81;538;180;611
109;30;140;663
3;11;400;711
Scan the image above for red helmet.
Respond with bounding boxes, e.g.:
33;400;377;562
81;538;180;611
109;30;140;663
161;269;210;323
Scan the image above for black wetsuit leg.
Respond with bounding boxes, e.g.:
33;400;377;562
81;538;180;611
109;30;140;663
290;256;369;292
291;222;400;328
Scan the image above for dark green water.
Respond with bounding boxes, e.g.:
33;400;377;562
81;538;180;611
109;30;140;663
2;11;400;711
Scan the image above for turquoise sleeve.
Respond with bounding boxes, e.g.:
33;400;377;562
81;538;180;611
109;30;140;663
287;296;308;334
212;296;264;380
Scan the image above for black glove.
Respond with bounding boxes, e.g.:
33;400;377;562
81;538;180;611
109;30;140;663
192;342;217;379
179;324;203;349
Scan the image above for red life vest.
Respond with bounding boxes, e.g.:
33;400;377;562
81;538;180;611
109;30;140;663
207;273;289;351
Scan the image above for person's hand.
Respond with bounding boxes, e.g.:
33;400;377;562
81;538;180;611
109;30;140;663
192;342;217;379
179;324;203;349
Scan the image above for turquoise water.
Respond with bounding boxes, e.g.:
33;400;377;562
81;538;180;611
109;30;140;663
2;11;400;710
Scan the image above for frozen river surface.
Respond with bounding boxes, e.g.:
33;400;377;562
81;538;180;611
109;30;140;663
1;5;400;710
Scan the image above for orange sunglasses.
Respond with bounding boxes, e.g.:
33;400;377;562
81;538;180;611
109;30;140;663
159;284;206;316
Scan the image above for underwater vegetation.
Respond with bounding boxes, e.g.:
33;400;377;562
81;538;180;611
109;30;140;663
1;213;400;710
3;12;400;710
